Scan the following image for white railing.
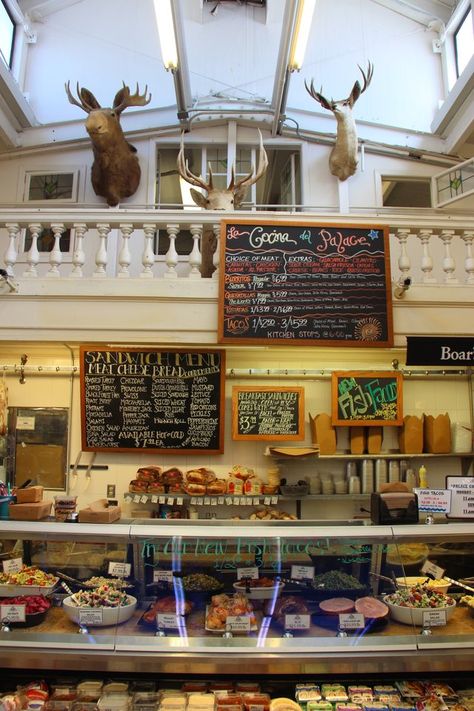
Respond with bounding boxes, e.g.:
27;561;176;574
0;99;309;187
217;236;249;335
1;206;474;289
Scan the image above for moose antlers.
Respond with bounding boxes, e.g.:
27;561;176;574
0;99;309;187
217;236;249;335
65;81;151;114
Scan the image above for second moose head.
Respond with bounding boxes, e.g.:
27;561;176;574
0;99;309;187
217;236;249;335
65;82;151;206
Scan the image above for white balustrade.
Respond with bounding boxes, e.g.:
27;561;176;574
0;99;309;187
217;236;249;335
395;228;411;282
439;229;458;284
93;223;111;278
4;223;19;276
461;230;474;284
23;223;41;278
164;223;179;279
417;229;436;284
189;224;202;279
47;223;64;277
118;223;133;278
70;223;87;278
141;223;156;278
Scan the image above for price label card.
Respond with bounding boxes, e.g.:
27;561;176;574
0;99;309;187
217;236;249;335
159;496;166;504
271;496;279;505
0;604;26;623
218;497;225;505
233;497;240;505
264;497;271;506
167;497;175;505
284;614;310;630
153;570;174;584
191;497;197;505
414;488;452;514
422;609;447;627
237;567;259;580
79;609;103;626
226;615;251;632
108;562;131;578
151;495;158;504
204;497;211;505
124;494;131;502
157;613;180;629
210;498;217;506
176;498;183;506
339;613;365;630
140;495;148;504
421;560;446;580
133;495;141;503
253;497;260;506
291;565;314;580
2;558;23;574
239;497;247;505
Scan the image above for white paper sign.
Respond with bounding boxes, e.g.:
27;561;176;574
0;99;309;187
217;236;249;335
271;496;279;505
159;496;166;504
421;560;445;580
237;567;259;580
140;495;148;504
284;614;310;630
339;612;365;630
226;615;251;631
291;565;314;580
446;476;474;519
264;497;271;505
157;613;180;629
414;488;452;513
153;570;174;584
16;416;35;430
133;495;141;503
422;609;447;627
79;609;103;625
2;558;23;574
176;498;183;506
218;497;225;505
0;604;26;622
151;495;158;504
108;562;131;578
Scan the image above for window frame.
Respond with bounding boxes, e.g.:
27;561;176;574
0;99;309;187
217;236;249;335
0;0;16;68
18;167;84;204
375;172;433;209
454;6;474;78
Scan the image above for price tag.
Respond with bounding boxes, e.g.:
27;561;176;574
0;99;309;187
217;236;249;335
271;496;278;505
218;497;225;505
140;495;148;503
338;613;365;630
237;567;259;580
204;497;211;505
210;498;217;506
0;604;26;623
167;497;175;505
226;615;251;632
191;497;197;505
157;613;181;629
2;558;23;574
414;488;452;514
151;495;158;504
233;497;240;505
159;496;166;504
253;497;260;506
196;498;203;506
153;570;174;584
79;609;103;626
133;495;141;503
176;498;183;506
284;614;310;630
421;560;446;580
264;497;271;505
422;609;447;627
239;497;247;505
124;494;132;502
291;565;314;580
108;562;131;578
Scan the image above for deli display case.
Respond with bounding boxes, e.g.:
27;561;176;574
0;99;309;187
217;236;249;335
0;520;473;677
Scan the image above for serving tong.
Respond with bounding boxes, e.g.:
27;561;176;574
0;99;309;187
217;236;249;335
55;571;133;590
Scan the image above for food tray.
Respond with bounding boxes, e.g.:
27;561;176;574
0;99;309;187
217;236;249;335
280;484;309;497
233;581;284;600
0;579;59;597
205;606;258;633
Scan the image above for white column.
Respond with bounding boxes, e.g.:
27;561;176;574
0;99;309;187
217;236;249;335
395;228;411;281
461;230;474;284
212;223;220;279
117;223;133;278
188;223;202;279
46;223;64;277
164;223;179;279
439;229;458;284
23;223;41;278
4;223;20;276
141;223;156;278
93;223;110;278
417;229;436;283
70;223;87;278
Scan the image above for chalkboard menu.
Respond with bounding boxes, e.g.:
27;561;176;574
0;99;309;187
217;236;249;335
232;386;305;440
80;346;225;453
331;371;403;426
218;220;392;346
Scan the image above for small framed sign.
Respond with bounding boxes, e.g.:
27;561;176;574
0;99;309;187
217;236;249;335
332;371;403;426
446;476;474;519
232;386;305;440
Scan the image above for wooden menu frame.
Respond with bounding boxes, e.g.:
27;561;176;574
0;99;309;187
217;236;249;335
331;370;403;426
232;386;305;440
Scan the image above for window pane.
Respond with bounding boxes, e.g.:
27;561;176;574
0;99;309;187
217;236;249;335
28;173;74;201
0;1;14;67
382;178;431;207
455;8;474;77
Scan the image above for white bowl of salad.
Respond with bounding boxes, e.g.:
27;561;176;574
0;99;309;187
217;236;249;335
383;585;456;626
62;584;137;626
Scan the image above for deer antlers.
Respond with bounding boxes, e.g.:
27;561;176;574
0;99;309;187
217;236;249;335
305;61;374;110
65;81;151;114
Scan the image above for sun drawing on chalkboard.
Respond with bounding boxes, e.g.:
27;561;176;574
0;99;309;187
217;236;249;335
354;317;382;341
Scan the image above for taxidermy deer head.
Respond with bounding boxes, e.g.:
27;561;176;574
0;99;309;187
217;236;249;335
305;62;373;181
177;129;268;210
65;81;151;206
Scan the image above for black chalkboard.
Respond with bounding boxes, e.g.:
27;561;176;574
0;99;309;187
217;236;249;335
331;371;403;426
231;386;305;440
80;346;225;453
218;220;393;346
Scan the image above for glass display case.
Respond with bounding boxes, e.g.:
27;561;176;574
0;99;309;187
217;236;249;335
0;520;473;676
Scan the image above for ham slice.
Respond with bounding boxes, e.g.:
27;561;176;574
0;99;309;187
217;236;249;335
319;597;355;615
355;596;389;619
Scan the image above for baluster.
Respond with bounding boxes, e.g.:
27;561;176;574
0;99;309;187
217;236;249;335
189;224;202;279
164;223;179;279
23;223;41;278
141;223;156;278
93;223;110;278
118;223;133;278
395;228;411;282
212;223;220;279
439;229;458;284
46;223;65;277
70;223;87;278
461;230;474;284
4;223;20;276
417;229;436;283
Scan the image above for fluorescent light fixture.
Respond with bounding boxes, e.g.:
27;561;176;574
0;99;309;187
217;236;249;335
289;0;316;71
154;0;178;71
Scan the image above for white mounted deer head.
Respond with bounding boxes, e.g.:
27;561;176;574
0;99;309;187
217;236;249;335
177;130;268;210
305;62;373;181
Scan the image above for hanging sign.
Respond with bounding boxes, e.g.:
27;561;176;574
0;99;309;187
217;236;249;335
332;371;403;426
406;337;474;366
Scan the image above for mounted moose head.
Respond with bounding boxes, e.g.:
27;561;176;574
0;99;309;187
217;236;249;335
65;81;151;206
177;129;268;210
305;62;373;181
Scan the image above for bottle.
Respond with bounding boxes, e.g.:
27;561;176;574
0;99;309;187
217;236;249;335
418;464;428;489
388;460;400;484
405;469;416;491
